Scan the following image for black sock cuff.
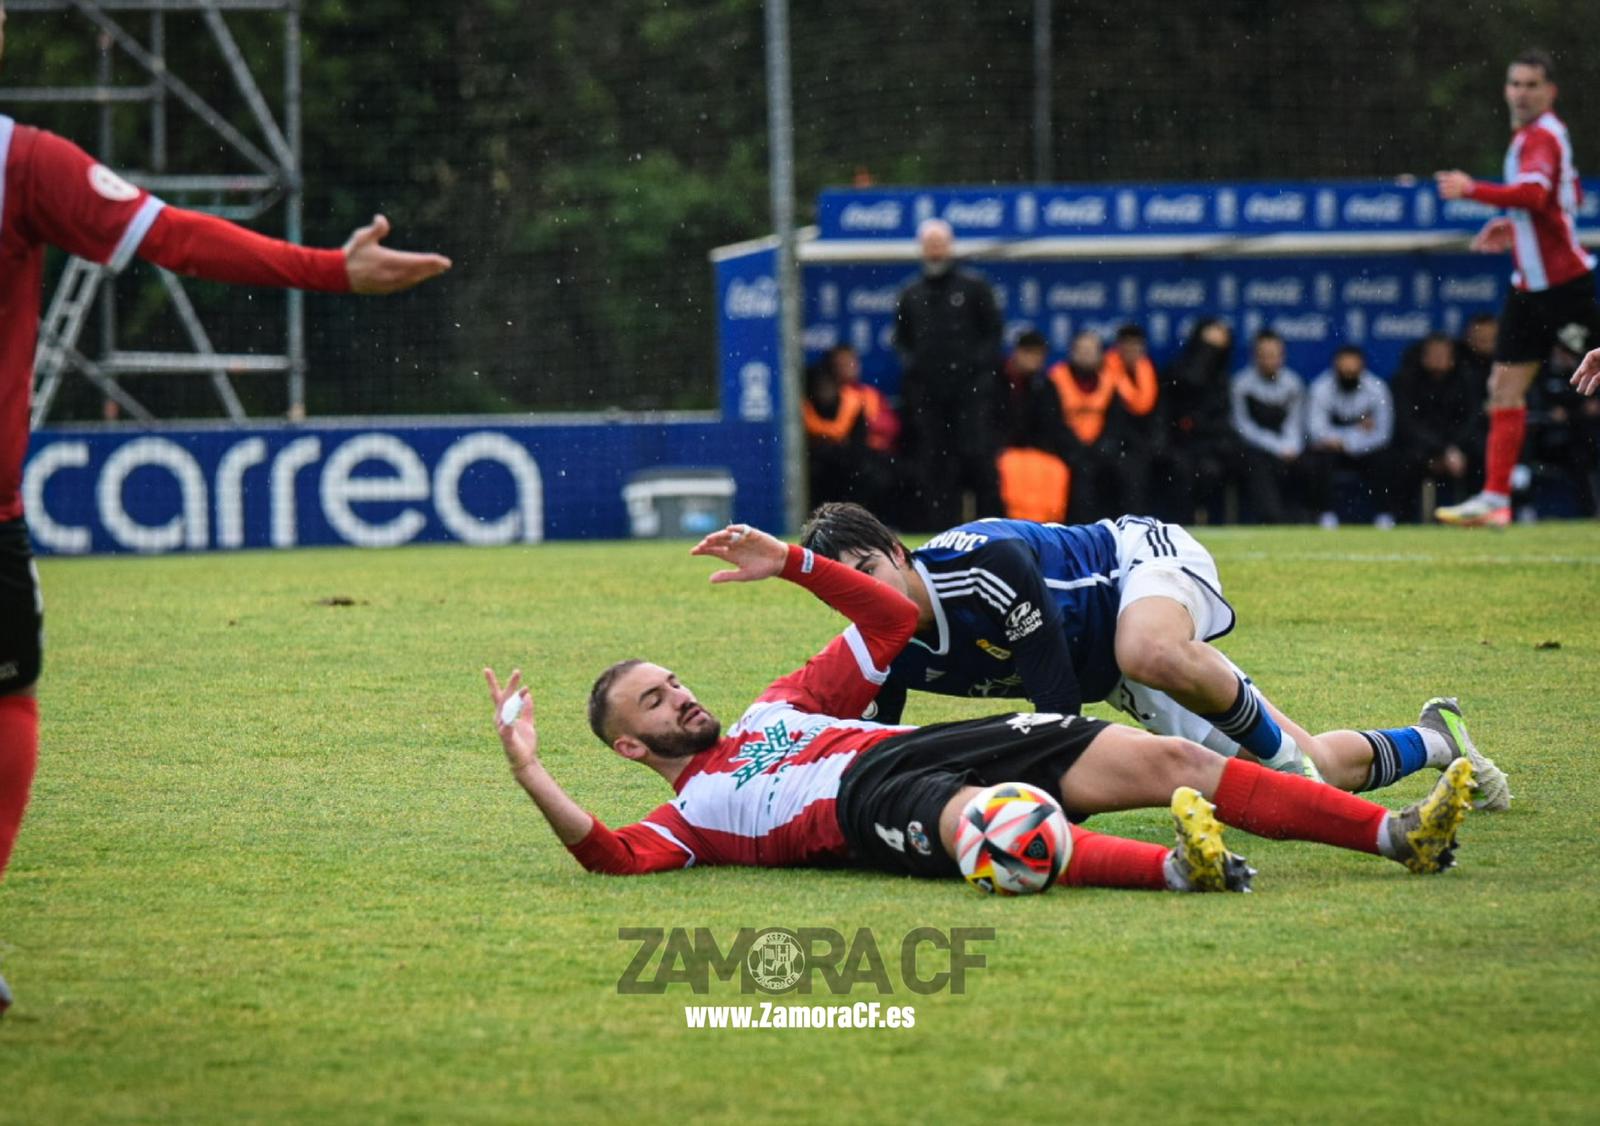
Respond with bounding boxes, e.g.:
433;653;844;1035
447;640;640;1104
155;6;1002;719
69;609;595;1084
1207;674;1260;740
1360;730;1401;792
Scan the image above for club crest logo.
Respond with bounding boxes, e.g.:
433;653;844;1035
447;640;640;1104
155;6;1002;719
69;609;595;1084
746;928;806;993
88;163;140;202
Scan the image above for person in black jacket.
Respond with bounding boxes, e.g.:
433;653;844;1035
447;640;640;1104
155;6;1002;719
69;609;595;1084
992;331;1073;522
1152;318;1239;523
995;330;1071;454
1392;333;1482;521
894;218;1003;529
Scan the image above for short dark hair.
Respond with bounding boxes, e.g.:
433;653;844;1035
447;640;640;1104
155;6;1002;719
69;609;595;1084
1512;48;1555;82
1014;330;1048;352
1467;311;1498;328
799;502;906;563
1253;329;1283;347
1115;323;1146;343
824;343;857;371
588;658;646;745
1334;344;1365;363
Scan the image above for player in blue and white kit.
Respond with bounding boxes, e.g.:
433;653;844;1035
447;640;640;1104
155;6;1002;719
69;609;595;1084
800;503;1510;807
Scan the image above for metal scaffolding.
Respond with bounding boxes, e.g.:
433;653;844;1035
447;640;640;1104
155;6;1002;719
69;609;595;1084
8;0;305;426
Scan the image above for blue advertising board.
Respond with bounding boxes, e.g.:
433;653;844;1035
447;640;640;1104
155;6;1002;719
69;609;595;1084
802;253;1511;394
22;417;784;556
816;180;1600;241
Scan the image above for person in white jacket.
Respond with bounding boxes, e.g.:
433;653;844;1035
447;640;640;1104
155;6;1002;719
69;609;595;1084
1304;345;1397;527
1230;329;1308;522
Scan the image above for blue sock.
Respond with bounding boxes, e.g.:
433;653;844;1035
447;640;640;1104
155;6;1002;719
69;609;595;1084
1358;728;1429;792
1202;675;1289;761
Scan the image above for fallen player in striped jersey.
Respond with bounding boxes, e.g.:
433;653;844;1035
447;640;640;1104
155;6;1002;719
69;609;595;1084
482;525;1475;891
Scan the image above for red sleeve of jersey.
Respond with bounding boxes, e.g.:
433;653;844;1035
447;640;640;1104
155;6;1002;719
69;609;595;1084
756;545;919;716
138;206;351;292
1467;180;1548;209
1469;131;1559;210
567;806;696;875
17;128;154;265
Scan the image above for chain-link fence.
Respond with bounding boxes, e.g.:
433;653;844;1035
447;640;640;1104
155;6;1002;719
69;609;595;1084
7;0;1598;421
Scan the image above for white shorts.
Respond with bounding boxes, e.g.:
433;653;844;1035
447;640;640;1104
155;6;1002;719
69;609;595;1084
1106;516;1235;641
1101;518;1245;756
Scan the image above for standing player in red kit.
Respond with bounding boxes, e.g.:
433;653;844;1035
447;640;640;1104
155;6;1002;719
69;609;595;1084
1433;48;1600;526
0;0;450;1013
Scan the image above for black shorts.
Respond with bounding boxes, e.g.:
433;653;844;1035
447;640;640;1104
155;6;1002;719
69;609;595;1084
835;713;1109;879
0;518;43;693
1495;271;1600;364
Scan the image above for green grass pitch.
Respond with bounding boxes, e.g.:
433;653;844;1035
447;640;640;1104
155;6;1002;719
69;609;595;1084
4;523;1599;1123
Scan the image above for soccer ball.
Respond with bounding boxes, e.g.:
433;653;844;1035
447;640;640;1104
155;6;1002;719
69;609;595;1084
954;782;1072;895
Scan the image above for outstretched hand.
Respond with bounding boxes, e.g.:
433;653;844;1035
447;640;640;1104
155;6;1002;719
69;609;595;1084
690;523;788;584
484;666;539;775
344;214;453;294
1434;170;1475;201
1470;216;1514;254
1573;347;1600;396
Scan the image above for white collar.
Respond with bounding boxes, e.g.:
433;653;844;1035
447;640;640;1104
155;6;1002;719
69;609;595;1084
909;556;951;655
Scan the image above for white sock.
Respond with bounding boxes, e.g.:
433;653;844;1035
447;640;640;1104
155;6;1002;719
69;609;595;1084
1257;732;1303;771
1161;849;1190;892
1418;727;1455;769
1375;815;1400;859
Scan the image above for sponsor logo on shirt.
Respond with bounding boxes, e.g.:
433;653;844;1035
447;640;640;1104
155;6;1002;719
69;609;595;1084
975;638;1012;661
924;669;946;682
89;163;140;202
1004;712;1067;735
1004;600;1042;641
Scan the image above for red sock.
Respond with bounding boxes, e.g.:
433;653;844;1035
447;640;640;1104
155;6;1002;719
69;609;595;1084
1483;406;1527;498
0;694;41;880
1211;758;1385;855
1057;823;1170;890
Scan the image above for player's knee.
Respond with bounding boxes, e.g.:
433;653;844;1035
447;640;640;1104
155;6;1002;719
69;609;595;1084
1143;734;1216;790
1115;634;1196;693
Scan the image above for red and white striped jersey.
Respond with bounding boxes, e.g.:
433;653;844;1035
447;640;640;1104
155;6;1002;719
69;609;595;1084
1;117;349;523
1469;111;1595;291
568;546;920;875
1;117;164;521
